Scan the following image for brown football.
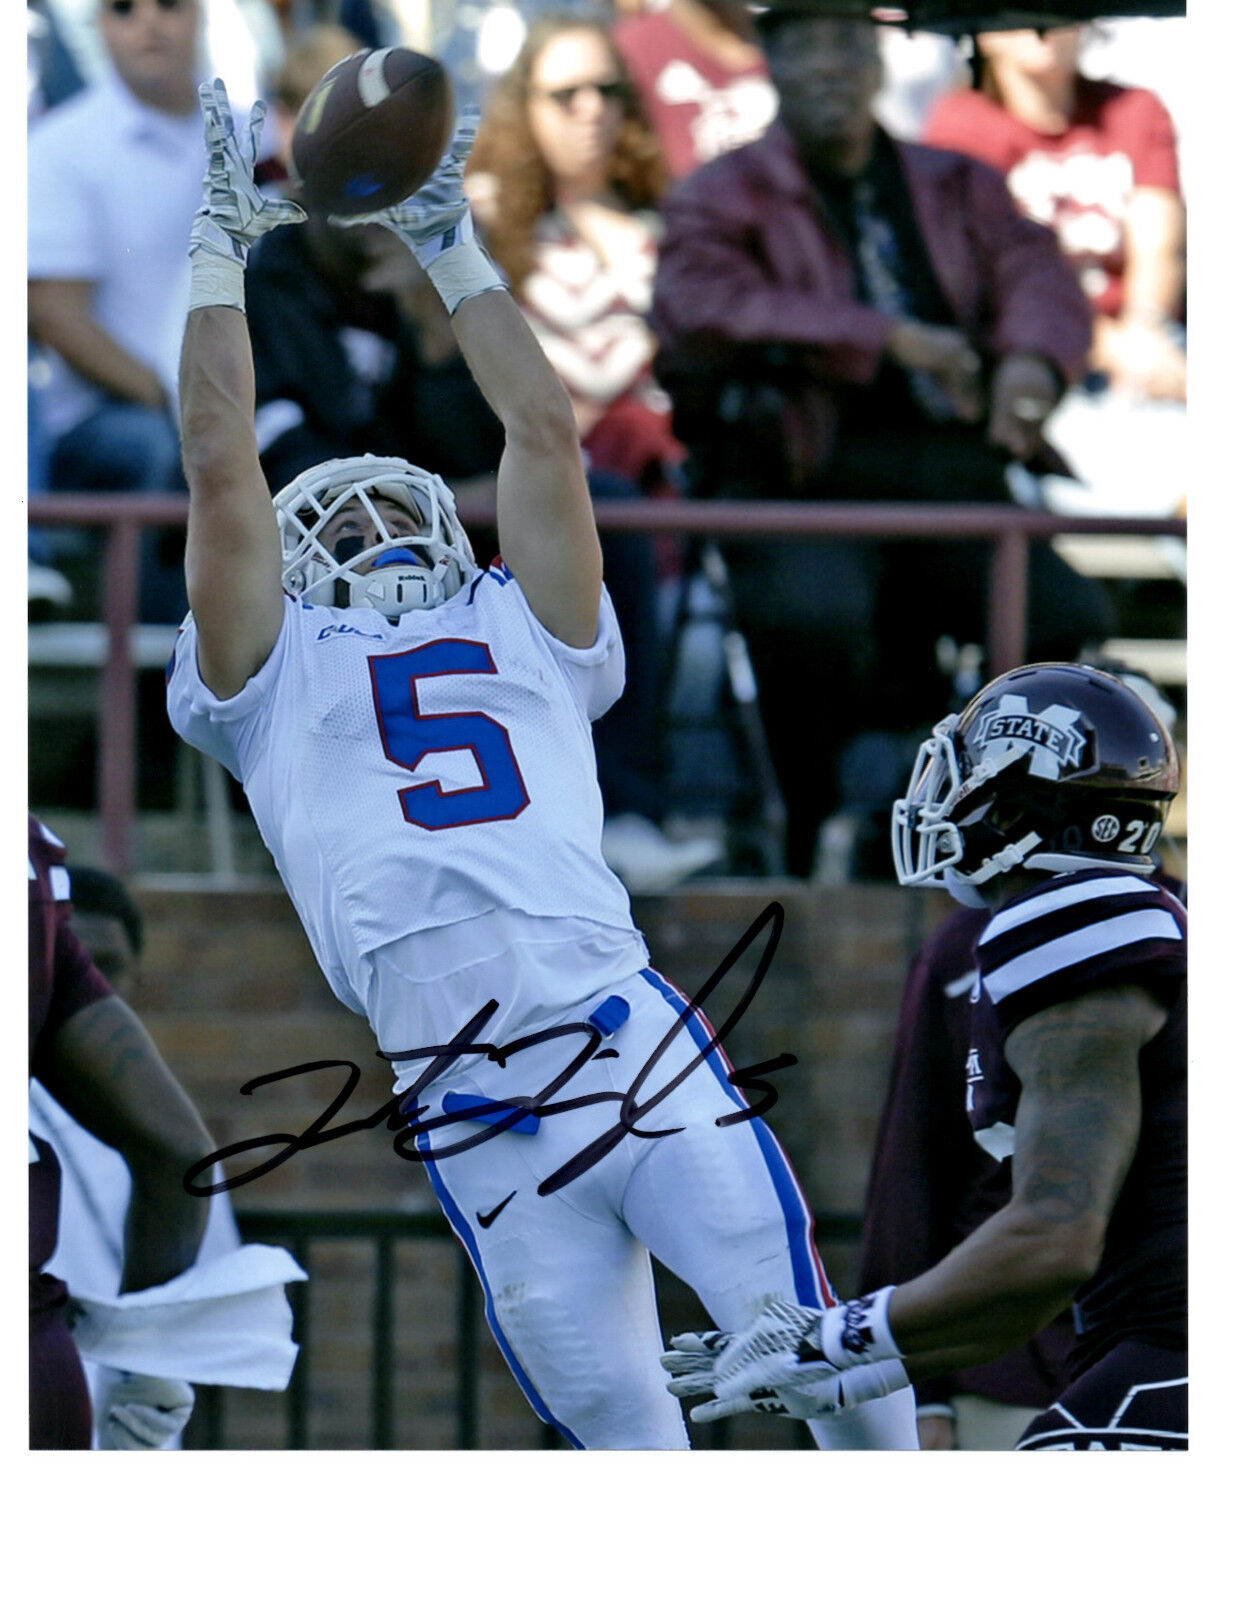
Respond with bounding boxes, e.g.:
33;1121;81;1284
289;47;454;217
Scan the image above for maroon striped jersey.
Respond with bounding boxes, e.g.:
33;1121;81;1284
968;867;1186;1373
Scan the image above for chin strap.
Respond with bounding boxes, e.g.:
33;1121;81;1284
965;830;1043;885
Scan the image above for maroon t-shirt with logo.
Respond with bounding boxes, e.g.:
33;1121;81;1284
612;13;777;181
923;78;1180;317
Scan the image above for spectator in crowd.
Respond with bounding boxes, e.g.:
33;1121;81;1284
27;4;86;611
470;13;721;891
469;16;680;498
651;5;1112;878
28;862;243;1447
246;23;504;493
34;0;284;106
29;816;213;1448
27;0;206;622
923;24;1186;516
611;0;776;182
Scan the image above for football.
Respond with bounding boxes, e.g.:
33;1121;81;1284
289;47;455;217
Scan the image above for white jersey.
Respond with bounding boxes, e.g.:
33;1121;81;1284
167;562;648;1048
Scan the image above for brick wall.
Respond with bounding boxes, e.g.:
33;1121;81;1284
132;880;949;1449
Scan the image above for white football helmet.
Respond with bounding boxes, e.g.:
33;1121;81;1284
274;455;479;616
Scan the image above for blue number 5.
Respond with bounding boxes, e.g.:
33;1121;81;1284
368;640;530;829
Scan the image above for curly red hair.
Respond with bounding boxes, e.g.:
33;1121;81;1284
469;14;667;295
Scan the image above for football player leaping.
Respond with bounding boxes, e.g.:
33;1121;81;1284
167;80;918;1449
664;664;1187;1450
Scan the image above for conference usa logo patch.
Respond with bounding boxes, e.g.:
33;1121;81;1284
317;622;384;642
974;694;1087;779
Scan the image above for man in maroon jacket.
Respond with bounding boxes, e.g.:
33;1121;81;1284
650;5;1112;876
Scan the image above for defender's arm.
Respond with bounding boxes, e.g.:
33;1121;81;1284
664;984;1163;1423
884;984;1160;1373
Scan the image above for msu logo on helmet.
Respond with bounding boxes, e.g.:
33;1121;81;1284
971;696;1089;780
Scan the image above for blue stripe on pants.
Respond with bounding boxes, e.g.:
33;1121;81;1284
637;967;828;1309
414;1124;585;1449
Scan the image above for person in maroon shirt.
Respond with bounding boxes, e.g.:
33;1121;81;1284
923;25;1185;403
611;0;776;182
28;815;213;1448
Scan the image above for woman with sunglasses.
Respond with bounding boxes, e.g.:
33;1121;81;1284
470;14;677;498
470;16;721;894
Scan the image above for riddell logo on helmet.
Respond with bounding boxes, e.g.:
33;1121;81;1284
974;695;1086;779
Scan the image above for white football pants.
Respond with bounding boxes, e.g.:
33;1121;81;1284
403;965;917;1449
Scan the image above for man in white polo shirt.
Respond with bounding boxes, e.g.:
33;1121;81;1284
28;0;206;620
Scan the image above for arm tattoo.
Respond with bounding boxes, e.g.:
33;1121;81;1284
1007;990;1149;1234
63;999;152;1089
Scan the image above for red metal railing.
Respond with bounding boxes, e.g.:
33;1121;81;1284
28;491;1186;874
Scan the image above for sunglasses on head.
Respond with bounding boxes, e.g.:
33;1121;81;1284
107;0;188;17
532;80;626;112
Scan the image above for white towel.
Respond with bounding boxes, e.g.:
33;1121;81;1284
69;1244;308;1390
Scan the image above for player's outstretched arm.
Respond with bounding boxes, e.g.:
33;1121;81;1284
452;290;601;647
335;115;601;647
181;80;306;700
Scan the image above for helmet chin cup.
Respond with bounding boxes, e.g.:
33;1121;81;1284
355;553;449;616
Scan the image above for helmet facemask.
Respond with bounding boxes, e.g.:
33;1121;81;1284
891;716;1037;889
274;456;478;618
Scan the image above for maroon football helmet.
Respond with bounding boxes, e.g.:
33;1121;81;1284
892;662;1179;891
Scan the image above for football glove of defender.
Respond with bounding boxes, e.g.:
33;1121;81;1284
190;78;306;269
662;1291;907;1423
97;1371;195;1450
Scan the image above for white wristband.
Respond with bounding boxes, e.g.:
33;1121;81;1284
424;235;505;317
820;1286;902;1367
188;251;246;314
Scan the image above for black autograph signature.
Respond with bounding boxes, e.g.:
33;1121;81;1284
183;902;796;1200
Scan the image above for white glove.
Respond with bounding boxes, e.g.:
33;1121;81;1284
189;77;305;310
662;1295;908;1423
334;112;504;314
97;1372;195;1450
